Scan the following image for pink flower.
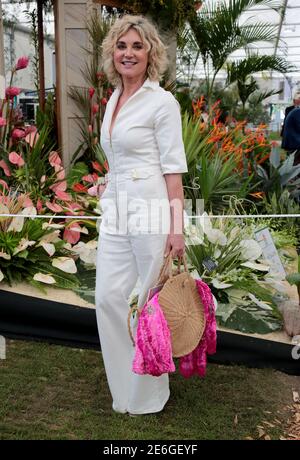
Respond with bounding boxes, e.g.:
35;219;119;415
63;223;81;244
49;151;62;167
50;180;67;193
6;87;21;99
55;190;72;201
55;166;65;180
36;198;43;212
88;124;93;134
82;173;98;183
23;196;33;207
0;117;7;127
87;185;99;196
8;151;25;167
92;161;103;173
11;129;26;140
45;201;63;213
101;97;107;105
92;104;99;114
0;160;11;177
25;126;39;147
0;179;8;190
89;87;95;98
15;56;29;71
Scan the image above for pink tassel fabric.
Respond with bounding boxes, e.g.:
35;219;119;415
132;292;176;377
179;279;217;378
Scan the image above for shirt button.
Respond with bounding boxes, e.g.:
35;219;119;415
131;169;138;180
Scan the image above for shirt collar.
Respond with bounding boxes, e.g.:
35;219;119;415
116;78;159;92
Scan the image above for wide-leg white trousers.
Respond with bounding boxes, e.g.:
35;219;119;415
95;230;170;415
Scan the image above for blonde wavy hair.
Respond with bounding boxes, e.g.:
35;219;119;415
101;15;168;86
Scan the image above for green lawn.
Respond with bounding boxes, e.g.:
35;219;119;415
0;339;298;440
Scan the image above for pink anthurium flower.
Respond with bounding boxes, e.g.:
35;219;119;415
36;198;43;212
63;222;81;244
50;180;67;193
87;185;99;197
55;166;65;180
6;87;21;99
49;151;62;167
24;126;39;147
89;87;95;98
55;190;72;201
15;56;29;71
0;117;7;127
0;179;8;190
9;151;25;167
82;173;98;183
45;201;63;213
92;103;99;114
11;128;26;140
0;160;11;176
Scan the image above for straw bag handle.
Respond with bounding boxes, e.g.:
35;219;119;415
127;304;142;346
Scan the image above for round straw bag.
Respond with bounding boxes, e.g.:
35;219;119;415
158;254;206;358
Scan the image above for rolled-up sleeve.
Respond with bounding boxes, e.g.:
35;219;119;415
154;92;188;175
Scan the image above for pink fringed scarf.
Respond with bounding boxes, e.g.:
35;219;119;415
132;292;176;377
179;279;217;378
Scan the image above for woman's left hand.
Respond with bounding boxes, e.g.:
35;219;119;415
164;233;185;259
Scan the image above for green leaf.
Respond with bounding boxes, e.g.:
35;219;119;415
286;273;300;287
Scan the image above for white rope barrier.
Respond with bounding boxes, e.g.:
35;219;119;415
0;213;299;220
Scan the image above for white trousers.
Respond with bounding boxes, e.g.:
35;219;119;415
95;230;170;415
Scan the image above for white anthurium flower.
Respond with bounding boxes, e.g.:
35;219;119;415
206;228;227;246
85;240;97;250
8;216;24;232
0;251;11;260
67;225;89;234
22;206;37;216
52;257;77;273
229;226;240;242
39;230;61;244
239;239;262;261
211;278;233;289
33;273;56;284
247;292;273;310
214;248;221;259
63;242;72;250
13;238;36;255
42;222;65;230
0;269;4;282
72;241;97;265
200;212;213;235
241;261;270;272
38;242;56;257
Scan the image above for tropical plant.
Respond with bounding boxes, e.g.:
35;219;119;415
0;190;80;291
187;0;289;107
68;13;114;164
184;212;283;333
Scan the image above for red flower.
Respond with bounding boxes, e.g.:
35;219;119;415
72;183;88;193
6;87;21;99
107;88;113;97
15;56;29;71
96;72;105;81
89;87;95;98
0;117;7;127
0;160;11;177
92;161;103;173
92;103;99;114
101;97;108;105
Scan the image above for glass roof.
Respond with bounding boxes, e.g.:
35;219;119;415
184;0;300;84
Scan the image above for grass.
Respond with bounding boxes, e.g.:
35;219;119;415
0;338;299;440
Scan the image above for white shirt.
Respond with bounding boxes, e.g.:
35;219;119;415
100;78;188;175
99;78;188;235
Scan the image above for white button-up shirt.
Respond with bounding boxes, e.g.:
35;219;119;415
100;78;188;175
99;78;188;235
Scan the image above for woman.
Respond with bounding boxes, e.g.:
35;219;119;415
95;14;188;416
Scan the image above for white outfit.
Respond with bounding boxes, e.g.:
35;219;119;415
95;78;188;414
